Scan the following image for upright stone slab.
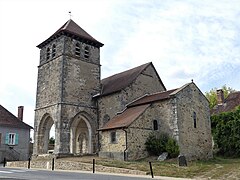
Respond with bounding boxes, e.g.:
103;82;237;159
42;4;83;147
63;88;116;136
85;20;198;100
178;155;187;166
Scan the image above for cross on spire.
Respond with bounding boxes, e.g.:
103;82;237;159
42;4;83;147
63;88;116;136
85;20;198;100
69;11;72;19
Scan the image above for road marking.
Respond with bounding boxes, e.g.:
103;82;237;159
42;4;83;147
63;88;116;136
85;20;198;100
0;170;12;173
10;169;27;172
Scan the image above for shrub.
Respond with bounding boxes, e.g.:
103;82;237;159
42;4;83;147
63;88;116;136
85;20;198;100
145;133;179;158
166;138;179;158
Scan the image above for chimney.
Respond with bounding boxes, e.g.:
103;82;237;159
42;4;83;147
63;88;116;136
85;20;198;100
18;106;24;121
217;89;224;105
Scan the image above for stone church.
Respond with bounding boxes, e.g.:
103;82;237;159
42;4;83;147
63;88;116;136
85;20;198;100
33;19;212;161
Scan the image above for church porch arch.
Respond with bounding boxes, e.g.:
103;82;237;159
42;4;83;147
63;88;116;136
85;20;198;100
70;112;93;154
36;113;55;154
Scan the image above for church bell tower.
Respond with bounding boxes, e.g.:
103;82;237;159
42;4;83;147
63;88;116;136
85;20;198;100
33;19;103;156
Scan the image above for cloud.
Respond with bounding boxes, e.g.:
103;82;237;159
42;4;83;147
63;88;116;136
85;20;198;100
0;0;240;128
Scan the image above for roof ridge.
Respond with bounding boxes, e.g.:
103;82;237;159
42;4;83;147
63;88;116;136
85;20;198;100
100;62;152;96
102;62;151;81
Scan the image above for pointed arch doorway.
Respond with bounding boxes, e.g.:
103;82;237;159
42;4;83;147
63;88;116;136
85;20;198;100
37;113;54;154
70;113;92;154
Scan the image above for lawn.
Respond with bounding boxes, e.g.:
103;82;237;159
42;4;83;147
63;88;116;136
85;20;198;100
62;156;240;179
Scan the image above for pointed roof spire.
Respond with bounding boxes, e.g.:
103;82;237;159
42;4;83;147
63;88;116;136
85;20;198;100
37;19;103;48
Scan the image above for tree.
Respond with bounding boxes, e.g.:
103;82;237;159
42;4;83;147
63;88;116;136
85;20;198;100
49;137;55;145
211;106;240;156
205;85;236;109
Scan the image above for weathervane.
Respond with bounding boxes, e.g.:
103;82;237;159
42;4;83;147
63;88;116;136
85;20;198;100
69;11;72;19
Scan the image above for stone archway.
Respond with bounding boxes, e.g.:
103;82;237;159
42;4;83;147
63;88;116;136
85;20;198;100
70;113;92;154
37;113;54;154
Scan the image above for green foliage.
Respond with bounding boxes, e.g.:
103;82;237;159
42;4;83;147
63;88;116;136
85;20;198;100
49;136;55;144
211;106;240;157
166;138;180;158
145;133;179;158
205;85;235;109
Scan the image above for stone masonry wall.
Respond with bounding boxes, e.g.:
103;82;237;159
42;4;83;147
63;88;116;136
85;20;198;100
99;130;126;160
98;65;165;128
127;101;174;160
175;83;212;160
34;34;101;156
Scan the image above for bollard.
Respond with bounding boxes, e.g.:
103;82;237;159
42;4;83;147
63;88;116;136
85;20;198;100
52;158;55;171
149;162;154;178
93;159;95;173
28;157;31;169
3;158;6;167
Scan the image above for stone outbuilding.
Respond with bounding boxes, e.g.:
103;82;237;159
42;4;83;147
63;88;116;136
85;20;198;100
98;82;213;161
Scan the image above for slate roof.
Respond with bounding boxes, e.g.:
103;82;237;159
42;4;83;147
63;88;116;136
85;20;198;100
0;105;32;129
127;88;178;107
99;104;150;131
99;62;166;96
211;91;240;115
37;19;103;48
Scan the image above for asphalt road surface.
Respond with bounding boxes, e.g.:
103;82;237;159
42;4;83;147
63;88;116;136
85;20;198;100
0;167;158;180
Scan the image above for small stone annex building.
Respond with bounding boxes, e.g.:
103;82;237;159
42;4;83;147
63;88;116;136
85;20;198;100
33;19;212;160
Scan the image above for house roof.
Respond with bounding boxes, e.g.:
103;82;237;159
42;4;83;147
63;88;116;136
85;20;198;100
211;91;240;115
127;88;178;107
99;62;166;96
37;19;103;48
0;105;32;129
99;104;150;131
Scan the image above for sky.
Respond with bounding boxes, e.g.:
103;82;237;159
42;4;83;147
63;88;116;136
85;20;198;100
0;0;240;130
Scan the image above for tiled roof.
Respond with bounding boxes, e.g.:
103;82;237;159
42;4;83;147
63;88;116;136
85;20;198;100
37;19;103;48
0;105;32;129
128;88;178;107
211;91;240;115
100;62;165;96
99;104;150;131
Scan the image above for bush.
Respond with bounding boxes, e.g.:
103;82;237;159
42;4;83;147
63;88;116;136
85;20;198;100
166;138;179;158
211;106;240;157
145;133;179;158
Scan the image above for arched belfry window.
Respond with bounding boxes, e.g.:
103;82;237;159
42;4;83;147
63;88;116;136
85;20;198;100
52;44;56;58
84;46;90;59
75;43;81;56
153;120;158;131
46;48;50;60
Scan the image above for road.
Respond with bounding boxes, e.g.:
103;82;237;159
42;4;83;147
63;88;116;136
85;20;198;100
0;167;174;180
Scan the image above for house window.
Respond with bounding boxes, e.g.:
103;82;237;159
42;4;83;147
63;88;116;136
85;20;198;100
110;131;117;143
153;120;158;130
84;46;90;59
52;44;56;58
75;43;81;56
46;48;50;60
5;133;18;145
193;111;197;128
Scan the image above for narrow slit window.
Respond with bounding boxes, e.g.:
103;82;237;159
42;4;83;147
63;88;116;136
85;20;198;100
52;44;56;58
193;111;197;128
153;120;158;130
75;43;81;56
110;131;117;143
46;48;50;60
84;46;89;59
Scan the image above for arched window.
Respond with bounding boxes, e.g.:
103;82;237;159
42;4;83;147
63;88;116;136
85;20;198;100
75;43;81;56
193;111;197;128
84;46;89;59
46;48;50;60
52;44;56;58
153;120;158;131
